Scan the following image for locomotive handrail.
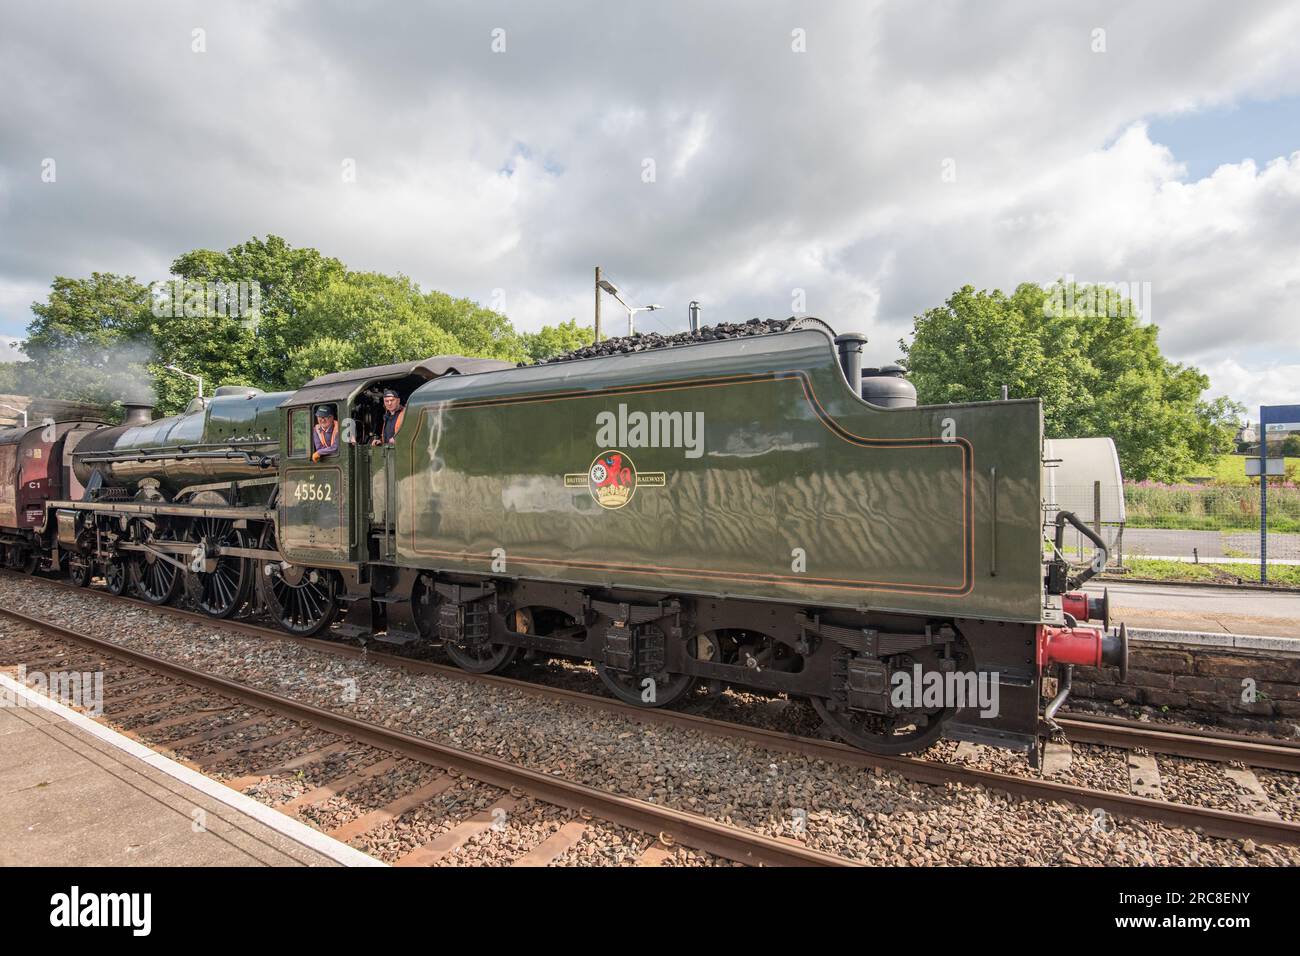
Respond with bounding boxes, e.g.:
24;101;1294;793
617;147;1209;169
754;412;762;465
79;448;278;468
1052;509;1108;588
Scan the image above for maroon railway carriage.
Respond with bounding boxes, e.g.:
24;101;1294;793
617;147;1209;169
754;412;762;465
0;421;104;571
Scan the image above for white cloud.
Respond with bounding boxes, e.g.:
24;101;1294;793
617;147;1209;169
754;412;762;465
0;335;25;362
1;0;1299;413
1198;358;1300;415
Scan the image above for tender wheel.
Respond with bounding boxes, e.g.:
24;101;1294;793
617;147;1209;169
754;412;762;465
810;695;951;755
20;548;39;575
445;637;518;674
103;558;129;596
129;522;182;605
435;599;523;673
184;519;251;618
596;663;696;708
67;556;94;588
258;562;338;636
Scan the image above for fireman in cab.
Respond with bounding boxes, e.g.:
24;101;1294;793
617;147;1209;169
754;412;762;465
372;388;404;446
311;405;340;462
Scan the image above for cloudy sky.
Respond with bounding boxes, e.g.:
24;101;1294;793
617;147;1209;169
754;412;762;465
1;1;1298;411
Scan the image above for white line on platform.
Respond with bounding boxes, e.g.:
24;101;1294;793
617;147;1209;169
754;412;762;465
1129;628;1300;654
0;673;386;868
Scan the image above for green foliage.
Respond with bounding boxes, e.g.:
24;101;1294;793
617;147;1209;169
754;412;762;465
166;235;346;399
1204;453;1298;485
1123;481;1300;532
13;273;155;406
423;290;522;362
519;318;594;362
6;236;596;415
898;281;1245;481
1113;558;1300;588
284;272;465;384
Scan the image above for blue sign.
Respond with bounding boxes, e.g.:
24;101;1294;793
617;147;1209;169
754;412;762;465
1261;404;1300;430
1258;404;1300;581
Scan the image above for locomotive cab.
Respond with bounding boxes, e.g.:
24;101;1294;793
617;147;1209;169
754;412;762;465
276;356;514;569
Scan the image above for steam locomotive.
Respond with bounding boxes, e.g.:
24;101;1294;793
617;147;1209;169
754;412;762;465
0;320;1126;761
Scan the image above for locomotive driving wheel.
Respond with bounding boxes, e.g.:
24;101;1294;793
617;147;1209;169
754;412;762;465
128;521;182;605
256;530;338;636
183;519;251;618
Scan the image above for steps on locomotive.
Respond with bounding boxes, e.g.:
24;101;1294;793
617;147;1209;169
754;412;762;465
334;586;420;646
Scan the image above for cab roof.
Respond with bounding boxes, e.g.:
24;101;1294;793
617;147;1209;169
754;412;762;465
281;356;515;410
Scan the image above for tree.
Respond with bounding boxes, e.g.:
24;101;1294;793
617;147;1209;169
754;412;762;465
9;235;599;414
423;290;522;361
519;318;593;362
898;281;1244;481
15;273;155;409
165;235;345;397
284;272;466;384
0;362;18;393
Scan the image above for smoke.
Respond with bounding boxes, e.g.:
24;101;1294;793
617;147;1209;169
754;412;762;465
98;341;158;405
10;338;157;408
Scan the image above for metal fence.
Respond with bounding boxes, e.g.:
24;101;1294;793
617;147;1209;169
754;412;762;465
1046;482;1300;580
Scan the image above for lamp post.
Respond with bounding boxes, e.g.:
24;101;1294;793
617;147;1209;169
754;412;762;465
596;277;661;336
164;364;204;398
0;403;28;427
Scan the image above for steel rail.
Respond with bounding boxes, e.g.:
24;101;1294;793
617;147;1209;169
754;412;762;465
18;572;1300;770
0;604;851;868
5;574;1300;845
1057;714;1300;773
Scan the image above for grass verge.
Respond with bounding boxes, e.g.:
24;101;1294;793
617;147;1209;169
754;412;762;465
1103;558;1300;588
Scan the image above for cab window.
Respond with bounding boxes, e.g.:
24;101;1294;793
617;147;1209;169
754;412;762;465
289;408;310;458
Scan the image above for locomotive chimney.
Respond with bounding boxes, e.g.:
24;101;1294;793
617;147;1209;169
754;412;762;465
121;402;154;426
834;332;867;396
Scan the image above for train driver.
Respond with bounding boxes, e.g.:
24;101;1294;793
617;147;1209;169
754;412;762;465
372;389;405;446
311;405;340;462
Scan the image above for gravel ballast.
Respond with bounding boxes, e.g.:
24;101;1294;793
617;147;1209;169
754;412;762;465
2;576;1297;866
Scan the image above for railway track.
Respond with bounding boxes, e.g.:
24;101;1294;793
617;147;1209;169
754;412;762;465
3;571;1300;850
0;603;850;867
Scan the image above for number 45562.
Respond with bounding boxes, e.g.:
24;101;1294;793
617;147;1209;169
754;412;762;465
294;482;333;502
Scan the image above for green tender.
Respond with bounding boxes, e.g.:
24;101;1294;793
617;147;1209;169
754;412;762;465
396;329;1045;624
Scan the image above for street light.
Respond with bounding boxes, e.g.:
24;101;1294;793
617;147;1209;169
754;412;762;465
164;364;204;398
596;278;661;336
0;403;28;428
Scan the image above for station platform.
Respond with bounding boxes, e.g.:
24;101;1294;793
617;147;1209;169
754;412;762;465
0;674;382;867
1084;580;1300;640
